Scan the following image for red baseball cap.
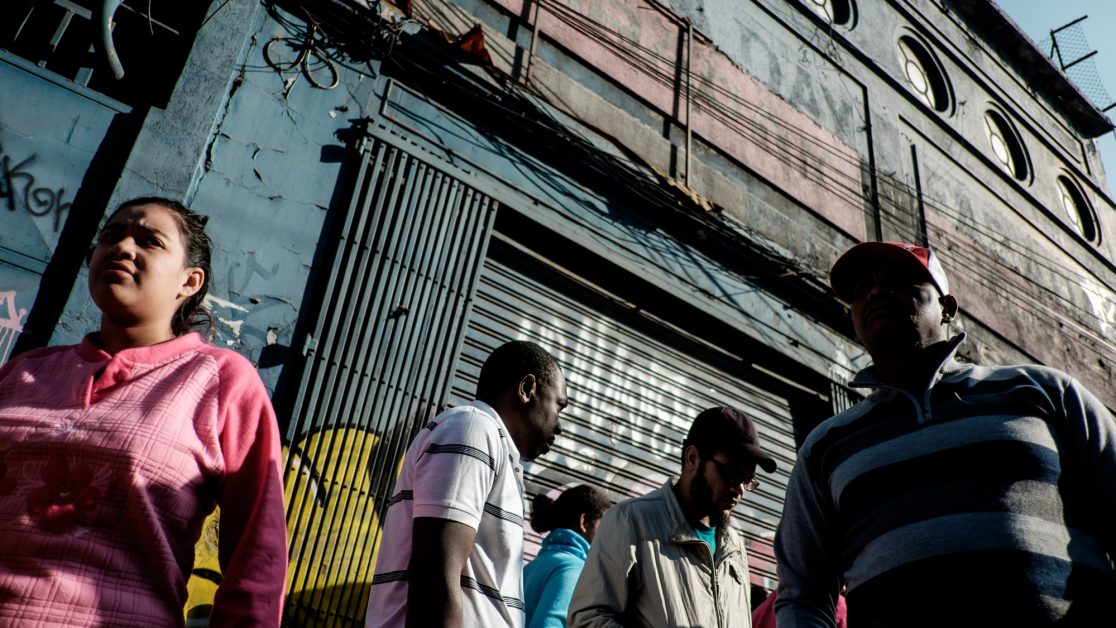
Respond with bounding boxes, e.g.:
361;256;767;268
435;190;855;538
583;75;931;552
829;242;950;302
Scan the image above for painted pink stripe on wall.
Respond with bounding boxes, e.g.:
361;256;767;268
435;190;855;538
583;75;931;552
495;0;867;241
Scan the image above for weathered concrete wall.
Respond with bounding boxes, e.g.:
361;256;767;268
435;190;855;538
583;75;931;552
187;16;379;391
49;0;268;347
47;1;380;395
482;0;868;240
14;0;1113;414
431;0;1116;403
0;55;128;363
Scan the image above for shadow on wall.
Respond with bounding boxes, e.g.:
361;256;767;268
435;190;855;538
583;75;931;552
184;425;406;626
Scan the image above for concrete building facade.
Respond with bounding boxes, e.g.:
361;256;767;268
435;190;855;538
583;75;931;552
2;0;1113;623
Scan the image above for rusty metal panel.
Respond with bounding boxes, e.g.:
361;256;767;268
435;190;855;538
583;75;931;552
451;250;798;590
282;137;498;625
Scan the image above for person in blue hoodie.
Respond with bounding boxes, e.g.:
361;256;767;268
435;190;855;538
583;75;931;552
524;484;611;628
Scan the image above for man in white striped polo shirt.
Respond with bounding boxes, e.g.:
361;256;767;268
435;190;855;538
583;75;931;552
366;340;568;627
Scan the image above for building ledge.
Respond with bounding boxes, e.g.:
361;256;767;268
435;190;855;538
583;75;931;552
948;0;1113;138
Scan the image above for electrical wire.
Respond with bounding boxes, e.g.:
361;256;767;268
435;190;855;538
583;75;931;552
533;1;1116;319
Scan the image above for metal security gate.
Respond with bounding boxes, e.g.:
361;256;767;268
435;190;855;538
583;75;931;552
282;137;498;626
451;238;799;588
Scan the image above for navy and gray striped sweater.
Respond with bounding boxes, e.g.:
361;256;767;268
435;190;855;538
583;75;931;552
775;336;1116;627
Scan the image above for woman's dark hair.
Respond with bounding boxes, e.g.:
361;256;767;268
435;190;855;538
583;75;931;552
530;484;610;534
109;196;213;337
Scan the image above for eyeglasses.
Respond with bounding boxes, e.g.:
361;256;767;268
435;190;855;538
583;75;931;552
707;458;760;492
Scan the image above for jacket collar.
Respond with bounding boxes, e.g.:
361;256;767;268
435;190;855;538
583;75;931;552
79;331;203;364
469;399;502;425
470;400;521;468
849;333;969;393
540;527;590;560
661;480;742;555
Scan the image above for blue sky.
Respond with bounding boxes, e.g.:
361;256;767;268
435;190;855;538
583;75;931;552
994;1;1116;182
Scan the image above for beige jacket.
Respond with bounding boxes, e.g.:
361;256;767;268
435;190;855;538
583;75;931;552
568;481;753;628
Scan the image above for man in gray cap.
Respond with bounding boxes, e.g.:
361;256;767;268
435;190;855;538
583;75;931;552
775;242;1116;627
569;406;777;628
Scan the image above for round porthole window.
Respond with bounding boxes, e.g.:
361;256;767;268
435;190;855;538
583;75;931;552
805;0;855;26
983;110;1029;181
897;36;952;113
1057;175;1098;242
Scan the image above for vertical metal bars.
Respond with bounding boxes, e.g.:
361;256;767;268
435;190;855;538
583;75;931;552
282;137;498;625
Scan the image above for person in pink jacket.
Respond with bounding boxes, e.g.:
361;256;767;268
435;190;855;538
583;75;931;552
752;589;846;628
0;196;288;626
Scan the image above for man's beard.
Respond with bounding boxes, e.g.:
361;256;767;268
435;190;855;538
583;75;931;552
690;467;726;527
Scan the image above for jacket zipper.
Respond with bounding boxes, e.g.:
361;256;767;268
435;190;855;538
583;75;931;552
681;538;733;628
712;562;723;628
703;541;724;628
876;386;935;423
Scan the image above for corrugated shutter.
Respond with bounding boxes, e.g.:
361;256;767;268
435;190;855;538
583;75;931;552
451;245;797;588
282;137;498;625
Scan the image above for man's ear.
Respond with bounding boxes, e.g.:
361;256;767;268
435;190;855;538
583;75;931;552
517;373;538;404
939;294;959;323
683;444;701;471
578;512;589;536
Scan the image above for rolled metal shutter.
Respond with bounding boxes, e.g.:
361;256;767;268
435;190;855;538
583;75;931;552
452;247;797;588
282;137;498;625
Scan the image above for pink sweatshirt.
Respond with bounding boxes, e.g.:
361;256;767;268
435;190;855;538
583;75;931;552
0;333;287;626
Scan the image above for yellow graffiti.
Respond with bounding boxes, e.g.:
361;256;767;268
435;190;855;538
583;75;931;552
185;427;395;626
184;509;221;623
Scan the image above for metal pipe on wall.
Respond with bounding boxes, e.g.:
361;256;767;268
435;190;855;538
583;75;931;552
525;0;544;82
97;0;126;79
685;17;693;187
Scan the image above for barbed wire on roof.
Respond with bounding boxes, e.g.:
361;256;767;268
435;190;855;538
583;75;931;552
1039;17;1115;113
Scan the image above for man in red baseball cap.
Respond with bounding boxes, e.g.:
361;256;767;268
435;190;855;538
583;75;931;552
829;241;958;391
774;241;1116;627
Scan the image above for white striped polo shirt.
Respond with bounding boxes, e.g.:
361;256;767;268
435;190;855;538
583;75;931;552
366;400;526;627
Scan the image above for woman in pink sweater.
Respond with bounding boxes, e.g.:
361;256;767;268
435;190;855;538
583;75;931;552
0;197;287;626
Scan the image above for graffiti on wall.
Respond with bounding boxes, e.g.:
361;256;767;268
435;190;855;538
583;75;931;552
0;291;27;366
0;142;73;233
184;425;393;625
1081;279;1116;336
